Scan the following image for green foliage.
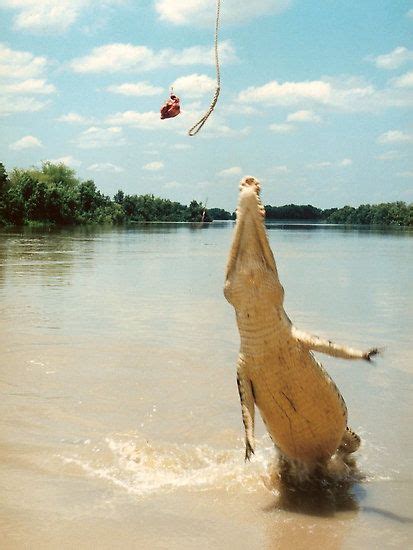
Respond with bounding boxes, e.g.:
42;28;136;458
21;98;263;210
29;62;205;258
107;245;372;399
265;204;323;220
0;162;212;226
0;162;8;194
0;162;411;227
187;200;207;222
119;194;210;222
0;162;123;226
261;201;412;227
326;202;412;226
0;162;10;224
208;207;232;220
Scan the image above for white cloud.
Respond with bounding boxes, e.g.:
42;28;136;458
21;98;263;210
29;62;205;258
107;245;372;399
143;161;164;171
6;0;84;32
0;78;55;94
155;0;291;26
70;41;236;73
392;71;413;88
106;104;245;138
287;109;321;123
239;75;412;112
75;126;126;149
372;47;413;70
397;171;413;178
87;162;124;172
47;155;82;167
307;161;332;169
408;9;413;19
377;130;413;144
307;159;352;169
270;165;289;173
170;42;236;65
223;104;260;115
0;95;48;116
375;150;404;161
218;166;242;177
0;43;48;80
240;80;331;106
0;45;55;116
0;1;123;33
198;118;250;138
171;73;215;98
71;43;156;73
106;110;163;130
56;112;94;124
106;108;197;133
10;135;42;150
269;123;294;133
106;81;163;96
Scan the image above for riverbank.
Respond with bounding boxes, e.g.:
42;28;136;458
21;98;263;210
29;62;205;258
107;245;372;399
1;162;411;227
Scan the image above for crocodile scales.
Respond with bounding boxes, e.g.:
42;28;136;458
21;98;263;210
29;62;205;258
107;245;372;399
224;176;378;468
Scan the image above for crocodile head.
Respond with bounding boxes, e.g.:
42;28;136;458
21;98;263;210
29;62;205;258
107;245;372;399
224;176;285;309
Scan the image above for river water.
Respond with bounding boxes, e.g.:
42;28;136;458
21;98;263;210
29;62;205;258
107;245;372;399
0;222;412;549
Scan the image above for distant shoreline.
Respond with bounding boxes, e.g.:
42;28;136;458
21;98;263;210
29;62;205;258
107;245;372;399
1;162;411;228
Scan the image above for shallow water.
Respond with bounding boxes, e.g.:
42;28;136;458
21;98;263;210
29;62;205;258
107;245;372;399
0;223;412;549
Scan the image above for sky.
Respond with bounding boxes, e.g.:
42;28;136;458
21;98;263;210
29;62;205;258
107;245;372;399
1;0;412;211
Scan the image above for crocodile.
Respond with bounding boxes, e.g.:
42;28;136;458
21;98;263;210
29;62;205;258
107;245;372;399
224;176;378;470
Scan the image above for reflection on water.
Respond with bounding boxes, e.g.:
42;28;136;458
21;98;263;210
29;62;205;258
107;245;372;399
0;224;412;549
265;221;413;236
263;453;363;516
271;478;361;516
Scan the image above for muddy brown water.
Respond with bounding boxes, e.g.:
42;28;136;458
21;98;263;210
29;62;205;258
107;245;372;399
0;223;412;549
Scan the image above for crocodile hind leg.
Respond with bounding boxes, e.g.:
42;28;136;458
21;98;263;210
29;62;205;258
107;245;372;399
338;427;361;454
237;362;255;461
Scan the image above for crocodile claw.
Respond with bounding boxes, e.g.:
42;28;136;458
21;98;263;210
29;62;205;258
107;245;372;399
245;441;255;462
364;347;382;362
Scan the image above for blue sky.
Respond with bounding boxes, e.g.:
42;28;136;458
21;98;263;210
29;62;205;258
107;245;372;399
1;0;412;210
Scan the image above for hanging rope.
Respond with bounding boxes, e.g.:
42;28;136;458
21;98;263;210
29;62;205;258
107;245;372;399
188;0;221;136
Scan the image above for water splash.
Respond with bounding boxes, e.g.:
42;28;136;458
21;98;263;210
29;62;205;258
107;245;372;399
60;435;274;497
59;432;399;499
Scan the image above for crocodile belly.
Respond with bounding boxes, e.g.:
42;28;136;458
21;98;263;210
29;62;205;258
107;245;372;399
249;352;347;463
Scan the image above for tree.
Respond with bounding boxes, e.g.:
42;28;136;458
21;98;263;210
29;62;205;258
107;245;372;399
1;162;411;227
0;163;10;223
38;161;78;188
208;207;232;220
0;163;8;196
265;204;323;220
114;189;125;205
187;200;204;222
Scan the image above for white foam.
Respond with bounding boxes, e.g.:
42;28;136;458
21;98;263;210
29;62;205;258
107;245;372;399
60;432;400;497
60;435;275;497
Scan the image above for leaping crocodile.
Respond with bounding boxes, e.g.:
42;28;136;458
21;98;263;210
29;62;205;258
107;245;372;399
224;176;378;469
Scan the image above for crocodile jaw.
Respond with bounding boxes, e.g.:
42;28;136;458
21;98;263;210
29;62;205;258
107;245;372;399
224;176;284;310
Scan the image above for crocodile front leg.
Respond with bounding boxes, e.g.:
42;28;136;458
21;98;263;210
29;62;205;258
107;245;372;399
292;327;379;361
237;360;255;461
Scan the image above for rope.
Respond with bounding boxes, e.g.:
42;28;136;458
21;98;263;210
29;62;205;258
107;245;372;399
188;0;221;136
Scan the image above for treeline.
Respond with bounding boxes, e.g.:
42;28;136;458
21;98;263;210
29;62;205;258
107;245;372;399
0;163;411;226
0;162;211;226
265;204;324;220
265;202;412;226
325;202;412;226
